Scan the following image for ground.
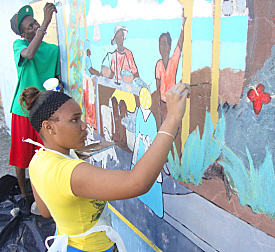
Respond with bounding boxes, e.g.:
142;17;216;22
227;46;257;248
0;92;16;177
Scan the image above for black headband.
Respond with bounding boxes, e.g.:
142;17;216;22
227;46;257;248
30;92;72;132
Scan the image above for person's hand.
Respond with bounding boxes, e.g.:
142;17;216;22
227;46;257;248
43;3;57;27
166;81;191;122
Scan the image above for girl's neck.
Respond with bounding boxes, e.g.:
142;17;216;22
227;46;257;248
44;143;70;156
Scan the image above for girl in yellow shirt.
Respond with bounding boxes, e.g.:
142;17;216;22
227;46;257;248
20;82;190;252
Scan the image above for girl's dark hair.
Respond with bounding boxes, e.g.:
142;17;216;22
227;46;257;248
20;86;72;132
19;87;55;122
159;32;172;48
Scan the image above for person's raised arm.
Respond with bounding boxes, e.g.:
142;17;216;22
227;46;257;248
177;9;187;52
71;82;191;201
21;3;57;60
156;78;161;108
89;67;103;77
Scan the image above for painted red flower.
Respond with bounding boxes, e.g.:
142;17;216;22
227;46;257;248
247;84;271;115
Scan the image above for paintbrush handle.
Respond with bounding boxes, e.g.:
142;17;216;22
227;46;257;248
190;82;210;86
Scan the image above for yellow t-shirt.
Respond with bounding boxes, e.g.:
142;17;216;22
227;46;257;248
29;149;114;251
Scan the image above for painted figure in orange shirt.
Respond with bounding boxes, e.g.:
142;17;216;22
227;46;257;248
155;10;186;123
109;25;140;147
155;9;186;159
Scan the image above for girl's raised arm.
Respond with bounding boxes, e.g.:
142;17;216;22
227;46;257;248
71;82;191;201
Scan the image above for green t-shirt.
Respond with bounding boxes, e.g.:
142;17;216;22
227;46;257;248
11;39;60;117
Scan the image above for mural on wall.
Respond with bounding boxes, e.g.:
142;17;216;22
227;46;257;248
131;87;164;218
83;39;99;130
58;0;275;249
109;23;139;148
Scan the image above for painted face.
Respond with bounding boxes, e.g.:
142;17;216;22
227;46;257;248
115;29;124;47
50;99;87;152
159;35;171;59
20;16;40;42
86;48;91;57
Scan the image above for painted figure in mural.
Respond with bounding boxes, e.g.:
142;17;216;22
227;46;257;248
9;3;60;215
108;24;139;148
131;87;164;218
109;24;140;82
20;82;190;251
156;10;186;123
83;39;102;130
155;10;186;158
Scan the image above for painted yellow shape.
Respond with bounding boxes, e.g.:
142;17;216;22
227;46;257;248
78;84;83;108
78;60;81;72
63;5;71;96
139;87;152;110
84;1;87;41
211;0;221;128
112;90;136;113
179;0;193;152
108;204;163;252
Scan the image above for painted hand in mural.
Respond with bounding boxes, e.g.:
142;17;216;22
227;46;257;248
180;9;187;50
247;84;271;115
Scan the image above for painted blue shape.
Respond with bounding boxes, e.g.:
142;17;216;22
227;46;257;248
220;16;248;43
85;0;90;16
192;17;214;41
219;41;247;70
157;0;164;3
138;181;163;217
191;41;212;72
85;19;181;45
128;19;182;40
214;109;225;146
110;209;155;252
131;108;164;218
220;145;275;220
169;110;224;185
191;16;248;60
101;0;118;8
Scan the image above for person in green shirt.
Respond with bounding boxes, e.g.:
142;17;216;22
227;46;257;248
9;3;61;215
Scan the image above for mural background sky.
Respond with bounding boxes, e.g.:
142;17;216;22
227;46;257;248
67;0;248;93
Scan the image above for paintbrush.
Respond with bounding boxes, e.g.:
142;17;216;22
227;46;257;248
190;82;210;86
